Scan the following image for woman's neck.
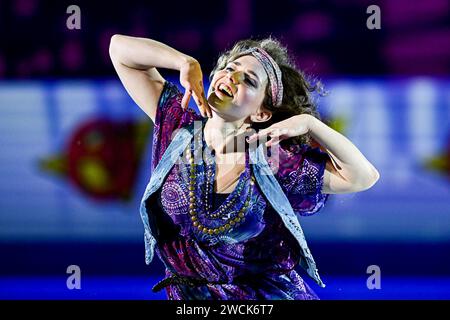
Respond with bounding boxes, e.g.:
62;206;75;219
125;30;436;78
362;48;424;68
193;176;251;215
204;114;251;155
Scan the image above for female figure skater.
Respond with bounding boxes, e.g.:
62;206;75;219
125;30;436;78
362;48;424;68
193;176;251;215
109;35;380;300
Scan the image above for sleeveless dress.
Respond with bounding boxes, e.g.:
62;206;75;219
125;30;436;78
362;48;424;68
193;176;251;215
145;81;330;300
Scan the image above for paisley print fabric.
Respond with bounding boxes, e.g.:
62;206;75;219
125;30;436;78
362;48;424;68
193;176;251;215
146;80;330;300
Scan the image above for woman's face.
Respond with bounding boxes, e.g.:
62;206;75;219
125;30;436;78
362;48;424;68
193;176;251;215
207;55;270;122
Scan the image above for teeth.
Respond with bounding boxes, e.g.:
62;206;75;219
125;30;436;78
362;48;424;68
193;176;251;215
219;84;233;97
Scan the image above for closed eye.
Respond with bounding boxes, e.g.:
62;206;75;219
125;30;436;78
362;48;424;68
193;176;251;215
225;67;256;87
245;77;256;87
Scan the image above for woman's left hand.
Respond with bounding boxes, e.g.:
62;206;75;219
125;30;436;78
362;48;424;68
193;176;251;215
246;114;312;147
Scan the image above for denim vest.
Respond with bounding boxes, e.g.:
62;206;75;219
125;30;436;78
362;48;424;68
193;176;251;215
139;122;326;288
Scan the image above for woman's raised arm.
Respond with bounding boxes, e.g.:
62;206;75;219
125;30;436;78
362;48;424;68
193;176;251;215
109;34;210;122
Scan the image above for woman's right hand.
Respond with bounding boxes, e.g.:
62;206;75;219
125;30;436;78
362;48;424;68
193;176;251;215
179;57;212;118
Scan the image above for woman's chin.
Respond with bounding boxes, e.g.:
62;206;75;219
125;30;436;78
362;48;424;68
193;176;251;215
207;101;227;114
208;91;234;107
206;105;229;120
211;104;233;114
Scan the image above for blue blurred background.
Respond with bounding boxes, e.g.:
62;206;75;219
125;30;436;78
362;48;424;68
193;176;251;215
0;0;449;299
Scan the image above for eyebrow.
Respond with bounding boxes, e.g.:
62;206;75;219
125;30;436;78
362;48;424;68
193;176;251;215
230;61;260;83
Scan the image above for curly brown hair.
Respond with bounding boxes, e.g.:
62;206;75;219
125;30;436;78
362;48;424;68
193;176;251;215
209;37;326;148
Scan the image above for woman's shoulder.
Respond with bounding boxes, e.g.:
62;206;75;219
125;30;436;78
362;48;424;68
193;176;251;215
267;142;325;175
266;141;330;216
155;79;203;127
282;141;327;156
158;80;181;106
151;80;203;170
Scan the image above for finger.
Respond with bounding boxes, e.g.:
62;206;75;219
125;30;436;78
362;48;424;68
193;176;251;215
246;132;259;142
181;90;192;110
196;89;212;118
279;128;292;139
198;81;212;118
266;135;281;147
247;128;272;142
192;94;206;118
193;86;211;118
201;92;212;118
203;100;212;118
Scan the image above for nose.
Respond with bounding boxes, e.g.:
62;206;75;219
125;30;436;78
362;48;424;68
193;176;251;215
227;70;243;85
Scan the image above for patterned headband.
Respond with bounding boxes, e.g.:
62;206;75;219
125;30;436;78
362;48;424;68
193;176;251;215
238;47;283;107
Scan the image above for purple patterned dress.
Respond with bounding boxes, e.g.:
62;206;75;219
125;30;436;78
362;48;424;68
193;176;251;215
146;81;330;300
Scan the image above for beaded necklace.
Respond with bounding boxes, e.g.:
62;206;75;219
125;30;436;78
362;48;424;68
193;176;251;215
186;124;255;238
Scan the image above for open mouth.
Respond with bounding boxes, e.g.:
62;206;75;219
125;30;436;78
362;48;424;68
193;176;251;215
217;83;234;98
